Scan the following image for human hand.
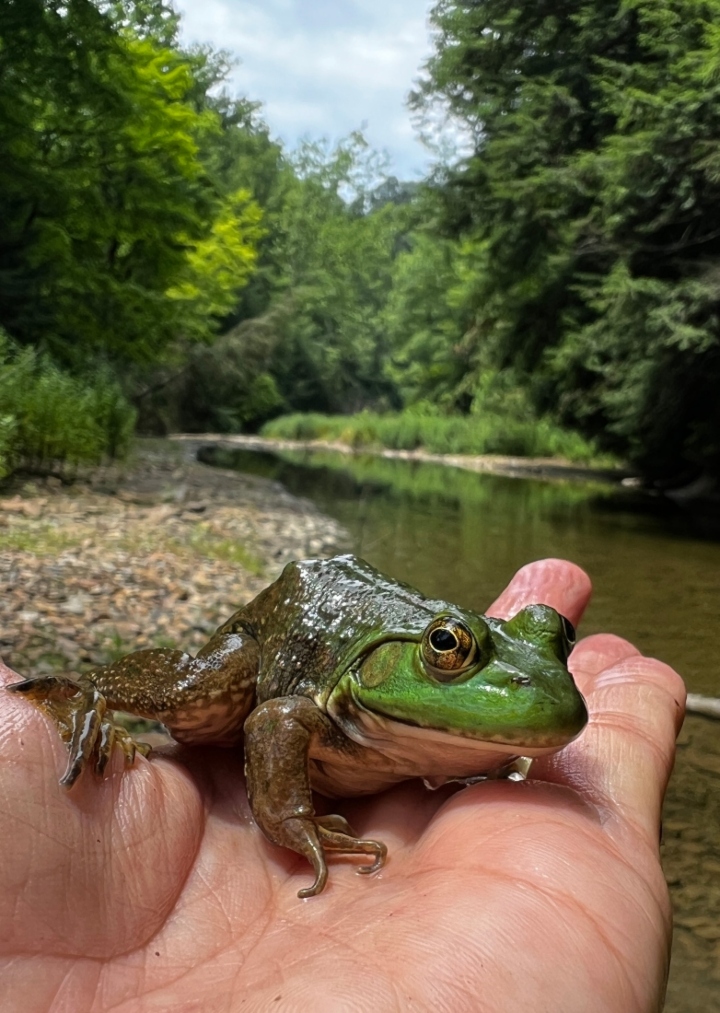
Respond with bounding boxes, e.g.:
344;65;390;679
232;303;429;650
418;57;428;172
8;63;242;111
0;559;684;1012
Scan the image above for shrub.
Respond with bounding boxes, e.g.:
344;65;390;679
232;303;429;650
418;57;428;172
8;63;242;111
0;415;17;479
0;331;136;478
261;409;606;463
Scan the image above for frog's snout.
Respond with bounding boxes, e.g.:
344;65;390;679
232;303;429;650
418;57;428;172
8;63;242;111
556;690;589;741
501;664;589;745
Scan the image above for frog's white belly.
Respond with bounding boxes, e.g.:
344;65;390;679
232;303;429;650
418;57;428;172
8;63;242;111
311;701;545;797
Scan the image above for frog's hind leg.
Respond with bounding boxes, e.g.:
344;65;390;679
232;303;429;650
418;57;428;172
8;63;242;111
7;676;149;787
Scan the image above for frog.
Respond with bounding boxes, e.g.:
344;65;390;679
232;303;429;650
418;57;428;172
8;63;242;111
7;554;587;897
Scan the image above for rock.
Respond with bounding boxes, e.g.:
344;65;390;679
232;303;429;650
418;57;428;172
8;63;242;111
16;610;40;623
59;595;88;615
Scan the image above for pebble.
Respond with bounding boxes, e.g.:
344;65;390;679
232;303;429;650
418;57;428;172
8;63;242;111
0;441;349;677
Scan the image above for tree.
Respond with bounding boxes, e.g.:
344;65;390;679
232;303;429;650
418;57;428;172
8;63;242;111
256;136;407;415
414;0;720;479
383;233;471;409
0;0;262;367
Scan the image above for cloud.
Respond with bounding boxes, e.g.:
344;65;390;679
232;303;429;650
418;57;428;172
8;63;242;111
173;0;435;178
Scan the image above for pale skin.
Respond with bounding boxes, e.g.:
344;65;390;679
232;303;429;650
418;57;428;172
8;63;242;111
0;559;684;1013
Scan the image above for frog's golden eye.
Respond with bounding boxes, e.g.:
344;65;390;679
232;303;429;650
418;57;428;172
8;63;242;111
421;618;478;682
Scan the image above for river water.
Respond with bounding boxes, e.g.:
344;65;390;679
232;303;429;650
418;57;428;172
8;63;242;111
203;444;720;1011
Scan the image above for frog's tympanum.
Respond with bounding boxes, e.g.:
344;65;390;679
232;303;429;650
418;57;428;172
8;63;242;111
8;555;587;896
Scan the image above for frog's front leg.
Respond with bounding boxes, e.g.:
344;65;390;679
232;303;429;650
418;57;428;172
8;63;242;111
244;696;387;898
8;630;259;786
6;675;150;786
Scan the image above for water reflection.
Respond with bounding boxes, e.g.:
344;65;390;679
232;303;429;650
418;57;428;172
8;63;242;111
200;445;720;696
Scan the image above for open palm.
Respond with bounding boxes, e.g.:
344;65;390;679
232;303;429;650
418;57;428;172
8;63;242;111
0;559;683;1013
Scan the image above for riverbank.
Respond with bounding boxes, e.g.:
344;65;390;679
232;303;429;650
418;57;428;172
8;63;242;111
171;432;627;485
0;439;349;679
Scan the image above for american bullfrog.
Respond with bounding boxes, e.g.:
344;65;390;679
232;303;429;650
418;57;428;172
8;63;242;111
8;554;587;896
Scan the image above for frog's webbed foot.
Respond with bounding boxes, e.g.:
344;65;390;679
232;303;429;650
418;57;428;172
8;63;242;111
244;696;387;898
7;676;150;787
286;814;387;899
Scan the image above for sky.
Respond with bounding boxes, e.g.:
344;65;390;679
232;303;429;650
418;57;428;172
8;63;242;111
173;0;436;179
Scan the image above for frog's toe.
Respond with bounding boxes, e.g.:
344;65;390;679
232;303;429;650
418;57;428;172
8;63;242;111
7;675;81;707
57;680;109;786
356;843;387;876
313;817;387;879
314;813;355;836
8;674;94;748
8;675;148;786
280;817;328;898
95;718;148;777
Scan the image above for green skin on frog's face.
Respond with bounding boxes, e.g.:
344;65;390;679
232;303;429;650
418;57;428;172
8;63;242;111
328;603;587;755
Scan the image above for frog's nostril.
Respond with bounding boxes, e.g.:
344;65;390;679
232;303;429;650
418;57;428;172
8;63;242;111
511;674;532;687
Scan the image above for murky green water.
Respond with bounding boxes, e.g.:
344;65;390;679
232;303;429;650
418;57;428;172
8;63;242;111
203;444;720;1011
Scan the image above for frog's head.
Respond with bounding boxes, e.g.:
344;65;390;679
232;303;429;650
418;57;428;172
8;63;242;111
328;604;587;766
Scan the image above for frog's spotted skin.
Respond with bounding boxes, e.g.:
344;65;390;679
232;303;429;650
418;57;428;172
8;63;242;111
8;554;587;897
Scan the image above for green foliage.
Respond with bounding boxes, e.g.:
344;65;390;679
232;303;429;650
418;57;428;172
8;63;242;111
0;0;262;366
5;0;717;479
410;0;720;478
139;312;286;434
0;332;136;476
149;132;416;432
166;188;264;325
261;410;603;462
0;524;82;555
100;0;180;45
382;234;468;408
0;415;17;479
262;136;407;414
552;264;720;474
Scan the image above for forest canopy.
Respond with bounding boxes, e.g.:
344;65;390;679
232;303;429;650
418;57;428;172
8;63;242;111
1;0;719;482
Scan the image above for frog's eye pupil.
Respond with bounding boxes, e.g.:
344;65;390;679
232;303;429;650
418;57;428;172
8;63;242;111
429;628;458;652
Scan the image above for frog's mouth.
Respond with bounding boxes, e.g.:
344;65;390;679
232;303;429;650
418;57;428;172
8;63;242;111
327;677;582;780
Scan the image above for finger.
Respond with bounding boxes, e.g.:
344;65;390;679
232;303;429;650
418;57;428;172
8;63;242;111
0;658;23;688
487;557;592;627
569;632;641;695
535;652;685;845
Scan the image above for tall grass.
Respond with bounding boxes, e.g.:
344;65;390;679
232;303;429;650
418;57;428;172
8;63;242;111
0;332;136;479
261;410;605;463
